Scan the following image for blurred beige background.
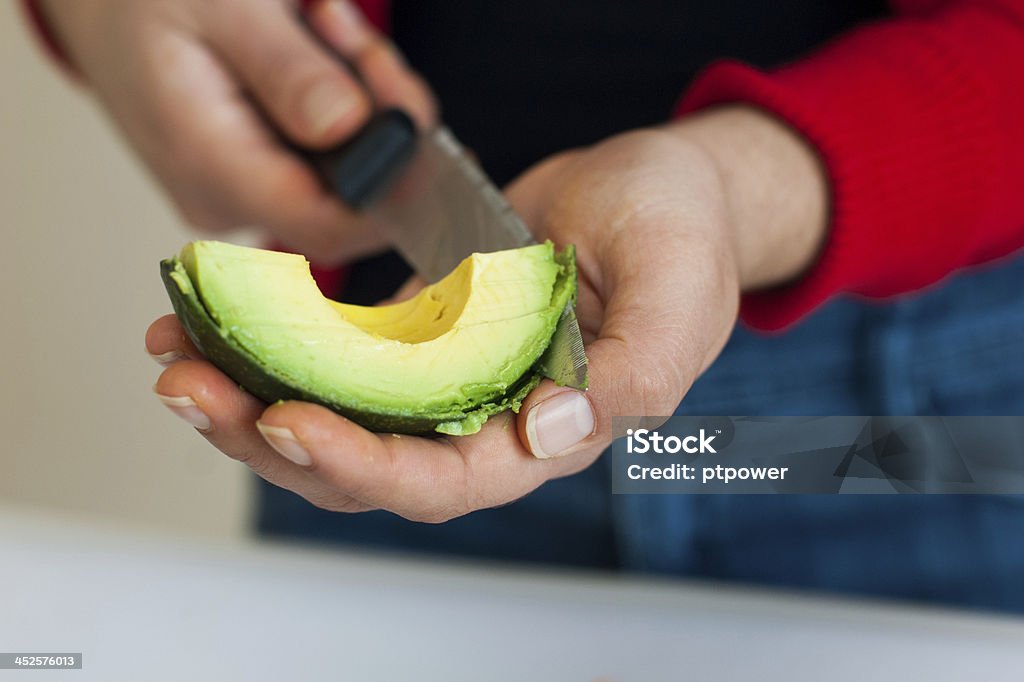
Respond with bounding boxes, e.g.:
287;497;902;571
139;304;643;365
1;3;251;538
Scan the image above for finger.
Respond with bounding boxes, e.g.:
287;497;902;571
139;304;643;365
138;32;384;262
257;401;591;522
307;0;438;129
206;0;371;148
154;359;372;513
145;314;202;366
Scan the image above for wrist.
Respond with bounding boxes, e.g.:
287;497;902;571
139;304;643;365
665;105;828;292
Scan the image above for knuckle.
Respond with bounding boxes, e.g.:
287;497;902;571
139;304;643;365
232;448;276;478
303;493;336;512
304;492;363;513
621;351;687;417
413;507;461;524
406;497;469;524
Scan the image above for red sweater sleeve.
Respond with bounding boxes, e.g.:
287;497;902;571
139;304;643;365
678;0;1024;330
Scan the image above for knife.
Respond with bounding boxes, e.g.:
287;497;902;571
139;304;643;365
302;109;589;389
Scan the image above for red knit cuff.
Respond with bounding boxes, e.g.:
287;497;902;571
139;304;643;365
676;61;862;332
676;12;1007;332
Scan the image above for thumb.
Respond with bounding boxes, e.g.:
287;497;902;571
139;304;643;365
517;235;736;460
517;334;686;461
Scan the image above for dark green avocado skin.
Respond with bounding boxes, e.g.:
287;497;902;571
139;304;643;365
159;248;576;435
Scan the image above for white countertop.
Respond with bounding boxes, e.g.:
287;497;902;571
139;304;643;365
2;504;1022;681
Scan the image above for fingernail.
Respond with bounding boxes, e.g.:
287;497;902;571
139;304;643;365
303;81;359;138
525;391;595;459
155;392;212;431
324;0;370;51
148;349;186;367
257;422;313;467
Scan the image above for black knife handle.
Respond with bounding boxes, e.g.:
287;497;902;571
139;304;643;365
301;108;417;209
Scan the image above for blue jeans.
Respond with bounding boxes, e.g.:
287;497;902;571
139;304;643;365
258;255;1024;613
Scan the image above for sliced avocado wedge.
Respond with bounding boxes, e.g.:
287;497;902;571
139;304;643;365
160;240;578;436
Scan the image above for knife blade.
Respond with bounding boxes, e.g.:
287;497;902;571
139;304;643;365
369;125;588;389
304;113;589;389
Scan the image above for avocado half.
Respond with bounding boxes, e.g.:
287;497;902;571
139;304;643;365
160;240;578;436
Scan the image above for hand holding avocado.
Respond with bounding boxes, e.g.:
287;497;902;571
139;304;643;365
160;240;578;436
148;108;826;522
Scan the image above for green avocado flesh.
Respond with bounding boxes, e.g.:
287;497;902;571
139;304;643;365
160;240;578;436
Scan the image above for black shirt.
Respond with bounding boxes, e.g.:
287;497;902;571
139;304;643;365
342;0;885;301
